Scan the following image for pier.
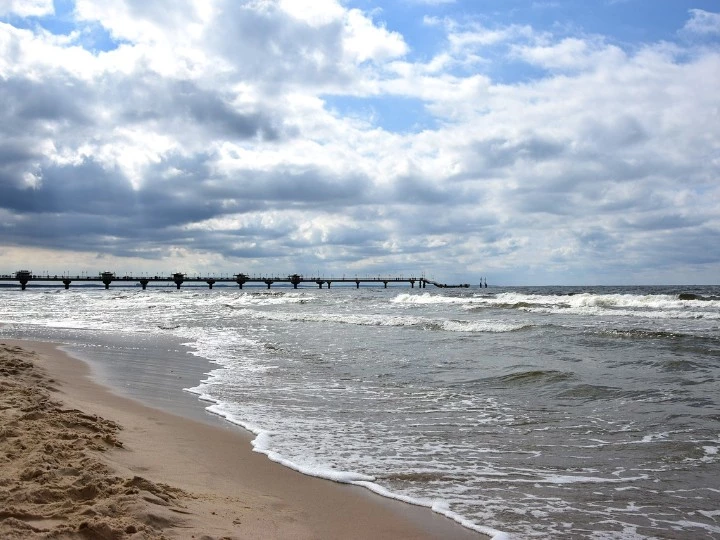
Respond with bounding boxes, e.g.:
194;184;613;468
1;271;470;290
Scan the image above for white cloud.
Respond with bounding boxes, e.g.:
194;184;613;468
683;9;720;36
512;37;626;71
427;17;535;51
278;0;344;27
0;0;53;17
448;23;534;49
343;8;408;63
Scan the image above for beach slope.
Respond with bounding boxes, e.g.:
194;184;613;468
0;341;481;539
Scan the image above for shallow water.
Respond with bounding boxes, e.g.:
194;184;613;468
1;284;719;538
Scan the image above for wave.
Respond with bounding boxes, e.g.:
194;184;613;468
220;292;311;307
395;290;720;310
462;292;720;320
436;320;532;333
595;328;720;357
377;470;461;482
497;369;577;385
185;386;509;540
455;370;578;391
597;328;691;340
157;324;181;330
225;307;529;333
469;370;577;390
556;384;668;403
678;293;720;301
391;293;480;306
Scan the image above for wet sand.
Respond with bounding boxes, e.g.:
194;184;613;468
0;339;483;539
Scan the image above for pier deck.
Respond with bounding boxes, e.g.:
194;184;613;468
1;271;470;290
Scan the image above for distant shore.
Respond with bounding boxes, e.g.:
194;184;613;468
0;339;482;539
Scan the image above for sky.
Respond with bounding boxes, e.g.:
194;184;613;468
0;0;719;285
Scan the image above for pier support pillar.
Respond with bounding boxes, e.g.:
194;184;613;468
410;280;415;288
326;281;331;288
101;272;114;290
62;279;72;290
289;274;302;289
383;281;388;289
139;279;150;290
264;280;273;289
355;280;360;289
173;272;185;290
316;280;325;289
206;279;216;289
235;274;247;289
16;270;31;290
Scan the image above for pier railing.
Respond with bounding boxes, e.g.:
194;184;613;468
1;271;470;290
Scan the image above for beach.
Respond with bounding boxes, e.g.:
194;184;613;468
0;339;481;539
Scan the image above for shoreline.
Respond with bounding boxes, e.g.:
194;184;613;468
0;339;485;539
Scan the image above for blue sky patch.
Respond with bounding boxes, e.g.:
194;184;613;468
1;0;123;53
324;94;438;133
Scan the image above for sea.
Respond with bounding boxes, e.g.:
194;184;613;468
1;283;719;539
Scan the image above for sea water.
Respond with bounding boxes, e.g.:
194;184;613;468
1;284;719;538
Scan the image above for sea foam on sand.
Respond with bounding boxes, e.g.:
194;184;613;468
0;341;486;539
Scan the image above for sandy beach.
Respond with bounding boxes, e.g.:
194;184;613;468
0;339;481;539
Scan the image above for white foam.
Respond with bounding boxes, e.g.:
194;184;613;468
406;291;720;320
181;387;511;539
701;446;719;462
223;291;311;306
640;432;669;443
699;509;720;519
351;482;510;539
665;520;720;535
226;307;427;327
466;472;650;485
222;307;526;333
392;292;481;305
539;474;649;485
441;319;530;333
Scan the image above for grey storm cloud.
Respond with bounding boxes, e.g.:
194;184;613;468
573;228;619;252
389;175;464;205
223;168;369;204
114;77;282;141
0;142;39;187
1;76;91;126
0;153;376;249
0;160;133;214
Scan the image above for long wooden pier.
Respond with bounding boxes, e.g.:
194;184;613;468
0;271;470;290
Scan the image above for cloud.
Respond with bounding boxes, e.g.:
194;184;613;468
682;9;720;36
0;0;53;17
408;0;456;5
0;2;718;284
512;37;626;72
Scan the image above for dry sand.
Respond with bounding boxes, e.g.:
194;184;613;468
0;340;482;539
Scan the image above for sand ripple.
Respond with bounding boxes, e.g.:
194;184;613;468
0;344;190;539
